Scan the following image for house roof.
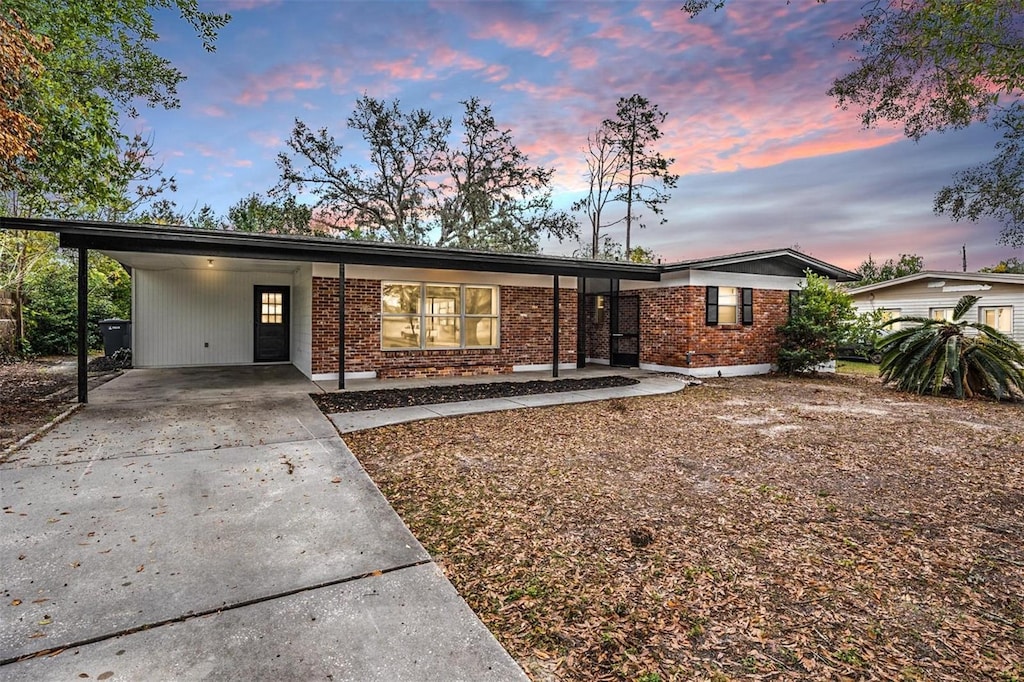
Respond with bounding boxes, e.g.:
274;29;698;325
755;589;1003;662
661;248;861;282
847;270;1024;296
0;216;661;281
0;216;859;282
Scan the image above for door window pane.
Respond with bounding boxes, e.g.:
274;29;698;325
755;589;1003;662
261;292;282;324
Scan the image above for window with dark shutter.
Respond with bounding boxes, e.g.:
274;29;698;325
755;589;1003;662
741;287;753;325
706;286;719;325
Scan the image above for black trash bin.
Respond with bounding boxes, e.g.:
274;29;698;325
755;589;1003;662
98;319;131;357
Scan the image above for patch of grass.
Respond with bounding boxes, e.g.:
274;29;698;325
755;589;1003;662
836;359;879;376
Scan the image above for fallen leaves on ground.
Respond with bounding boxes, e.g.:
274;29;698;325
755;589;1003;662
0;359;76;453
346;373;1024;681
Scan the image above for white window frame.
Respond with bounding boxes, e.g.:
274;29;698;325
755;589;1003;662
879;308;902;332
718;286;739;325
930;307;955;322
979;306;1013;334
381;282;500;351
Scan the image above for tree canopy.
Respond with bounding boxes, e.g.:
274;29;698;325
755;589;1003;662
854;253;924;285
1;0;229;218
683;0;1024;247
276;96;575;253
601;95;678;254
980;257;1024;274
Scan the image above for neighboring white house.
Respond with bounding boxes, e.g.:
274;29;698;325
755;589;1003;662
848;271;1024;346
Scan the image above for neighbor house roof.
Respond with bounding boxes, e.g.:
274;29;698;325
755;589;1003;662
0;216;860;282
847;270;1024;296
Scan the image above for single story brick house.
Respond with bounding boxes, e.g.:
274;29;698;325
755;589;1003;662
848;271;1024;345
0;217;858;402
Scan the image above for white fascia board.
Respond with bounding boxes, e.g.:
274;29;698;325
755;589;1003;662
312;262;579;289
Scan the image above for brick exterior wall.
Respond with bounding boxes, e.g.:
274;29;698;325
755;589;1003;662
312;277;577;378
640;285;789;368
584;286;788;369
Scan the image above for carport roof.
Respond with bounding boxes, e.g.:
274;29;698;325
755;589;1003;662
0;216;661;281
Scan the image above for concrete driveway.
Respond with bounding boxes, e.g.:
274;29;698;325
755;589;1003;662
0;366;525;680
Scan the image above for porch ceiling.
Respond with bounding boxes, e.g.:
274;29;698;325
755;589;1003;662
103;250;304;273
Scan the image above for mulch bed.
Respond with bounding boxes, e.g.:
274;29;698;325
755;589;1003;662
311;375;640;413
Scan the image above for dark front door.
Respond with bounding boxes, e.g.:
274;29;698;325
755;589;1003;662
610;291;639;367
254;286;290;362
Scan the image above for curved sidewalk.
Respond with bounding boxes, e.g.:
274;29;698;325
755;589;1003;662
328;374;690;433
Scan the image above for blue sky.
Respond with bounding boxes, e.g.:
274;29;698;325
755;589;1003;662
137;0;1019;271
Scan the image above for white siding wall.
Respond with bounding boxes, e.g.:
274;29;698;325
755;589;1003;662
134;268;294;368
291;263;313;378
851;280;1024;346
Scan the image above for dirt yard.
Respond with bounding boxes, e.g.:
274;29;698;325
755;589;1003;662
0;358;78;453
346;374;1024;681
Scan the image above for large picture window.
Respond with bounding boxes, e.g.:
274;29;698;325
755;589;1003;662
382;282;499;350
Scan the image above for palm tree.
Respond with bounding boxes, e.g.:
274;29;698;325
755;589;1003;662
877;294;1024;400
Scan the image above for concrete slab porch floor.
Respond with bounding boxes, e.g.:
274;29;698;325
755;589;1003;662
0;365;526;681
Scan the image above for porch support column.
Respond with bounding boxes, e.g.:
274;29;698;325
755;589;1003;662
552;275;559;378
576;276;586;368
338;263;345;390
77;247;88;404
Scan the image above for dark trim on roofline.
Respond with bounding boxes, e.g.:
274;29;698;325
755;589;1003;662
2;216;661;281
1;217;860;282
661;248;860;282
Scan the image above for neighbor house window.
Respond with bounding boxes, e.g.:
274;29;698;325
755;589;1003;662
381;282;499;350
706;286;753;325
879;308;902;331
930;308;955;322
980;306;1013;334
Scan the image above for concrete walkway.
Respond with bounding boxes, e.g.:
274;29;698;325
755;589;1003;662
326;371;689;432
0;366;526;681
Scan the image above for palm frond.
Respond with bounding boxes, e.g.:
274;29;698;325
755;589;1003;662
952;294;980;321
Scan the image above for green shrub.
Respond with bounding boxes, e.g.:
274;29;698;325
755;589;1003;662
777;271;857;374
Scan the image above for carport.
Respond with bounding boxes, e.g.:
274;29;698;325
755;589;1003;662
0;216;659;403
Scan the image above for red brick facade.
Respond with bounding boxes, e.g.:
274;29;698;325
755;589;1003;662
586;285;789;369
312;277;577;378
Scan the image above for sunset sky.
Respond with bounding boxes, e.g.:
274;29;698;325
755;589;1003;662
140;0;1019;271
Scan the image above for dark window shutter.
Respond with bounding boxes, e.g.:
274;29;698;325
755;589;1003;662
788;290;799;318
741;287;754;325
706;286;719;325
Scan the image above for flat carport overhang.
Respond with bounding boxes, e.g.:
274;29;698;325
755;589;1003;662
1;217;661;402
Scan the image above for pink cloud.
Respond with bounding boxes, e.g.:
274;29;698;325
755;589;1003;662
233;62;327;106
372;57;429;81
370;45;503;83
199;104;228;118
218;0;279;10
248;130;282;149
468;16;562;58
